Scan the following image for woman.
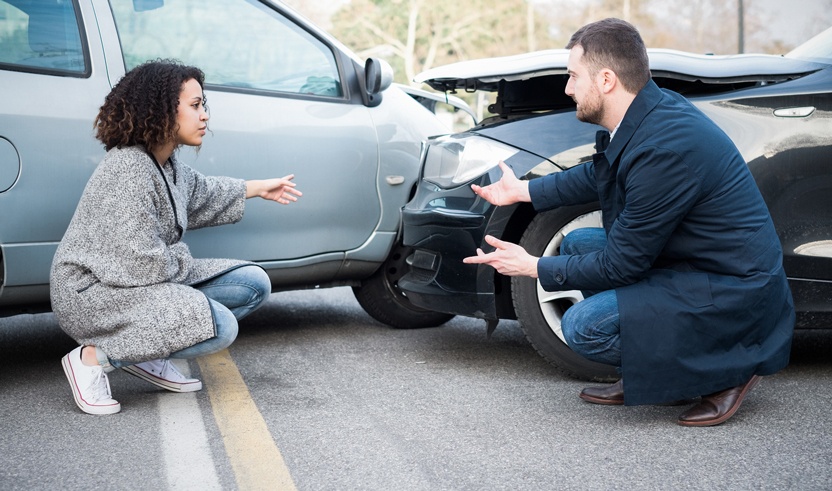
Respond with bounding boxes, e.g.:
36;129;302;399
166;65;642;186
51;60;302;415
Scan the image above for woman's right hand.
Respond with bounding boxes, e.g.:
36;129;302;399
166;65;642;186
246;174;303;204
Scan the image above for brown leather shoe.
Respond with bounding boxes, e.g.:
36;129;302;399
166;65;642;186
579;379;624;405
677;375;762;427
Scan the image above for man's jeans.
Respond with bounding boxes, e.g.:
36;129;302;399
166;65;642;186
559;228;621;367
102;265;271;368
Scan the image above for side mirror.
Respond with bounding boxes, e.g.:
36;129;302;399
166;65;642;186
364;58;393;107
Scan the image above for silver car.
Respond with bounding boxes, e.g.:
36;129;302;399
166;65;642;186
0;0;461;328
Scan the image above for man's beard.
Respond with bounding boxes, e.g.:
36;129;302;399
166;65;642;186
575;88;604;126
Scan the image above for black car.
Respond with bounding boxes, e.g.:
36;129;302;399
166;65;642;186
399;27;832;381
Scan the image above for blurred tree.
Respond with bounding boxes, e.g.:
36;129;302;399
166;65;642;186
744;0;832;54
538;0;825;55
285;0;832;87
643;0;747;54
327;0;555;85
282;0;348;29
536;0;660;49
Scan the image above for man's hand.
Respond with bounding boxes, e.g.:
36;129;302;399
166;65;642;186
463;235;539;278
246;174;303;204
471;161;531;206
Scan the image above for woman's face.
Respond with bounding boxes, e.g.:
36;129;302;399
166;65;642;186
175;78;208;147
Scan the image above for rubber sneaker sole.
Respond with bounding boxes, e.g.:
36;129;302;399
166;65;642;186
61;354;121;415
122;364;203;393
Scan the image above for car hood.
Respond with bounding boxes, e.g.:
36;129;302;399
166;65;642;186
414;48;829;92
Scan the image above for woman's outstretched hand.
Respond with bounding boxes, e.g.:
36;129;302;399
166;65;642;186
246;174;303;204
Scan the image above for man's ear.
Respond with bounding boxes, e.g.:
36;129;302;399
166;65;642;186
597;68;617;94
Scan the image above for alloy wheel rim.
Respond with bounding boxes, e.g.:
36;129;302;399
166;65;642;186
536;211;603;343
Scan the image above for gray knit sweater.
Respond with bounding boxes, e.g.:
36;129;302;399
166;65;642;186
50;146;250;362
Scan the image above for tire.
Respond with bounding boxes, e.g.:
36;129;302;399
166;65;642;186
353;242;454;329
512;204;618;382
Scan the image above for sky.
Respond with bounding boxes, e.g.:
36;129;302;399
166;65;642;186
755;0;830;48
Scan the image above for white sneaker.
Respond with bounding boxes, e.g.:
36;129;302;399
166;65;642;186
122;359;202;393
61;346;121;415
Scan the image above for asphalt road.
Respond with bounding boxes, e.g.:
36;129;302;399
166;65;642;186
1;286;830;490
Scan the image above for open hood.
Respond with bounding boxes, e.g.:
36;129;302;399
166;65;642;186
415;48;829;93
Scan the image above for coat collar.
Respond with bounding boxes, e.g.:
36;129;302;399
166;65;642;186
603;79;663;164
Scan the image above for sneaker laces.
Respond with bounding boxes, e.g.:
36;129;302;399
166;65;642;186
161;359;186;381
86;367;114;402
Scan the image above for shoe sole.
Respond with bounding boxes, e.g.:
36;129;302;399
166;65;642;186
677;375;762;427
61;354;121;415
579;393;624;405
122;365;203;393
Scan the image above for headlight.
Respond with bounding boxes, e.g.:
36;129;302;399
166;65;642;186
422;135;519;188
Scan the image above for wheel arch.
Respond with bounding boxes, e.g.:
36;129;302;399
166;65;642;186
489;202;538;320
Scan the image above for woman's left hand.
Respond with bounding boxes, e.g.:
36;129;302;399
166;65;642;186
246;175;302;204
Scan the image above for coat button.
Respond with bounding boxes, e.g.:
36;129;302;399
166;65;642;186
555;274;564;283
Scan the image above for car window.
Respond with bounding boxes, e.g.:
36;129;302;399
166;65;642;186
0;0;87;75
110;0;342;97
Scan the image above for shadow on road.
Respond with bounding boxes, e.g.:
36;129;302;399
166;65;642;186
0;286;829;375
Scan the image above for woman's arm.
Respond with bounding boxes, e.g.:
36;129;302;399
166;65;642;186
245;174;302;204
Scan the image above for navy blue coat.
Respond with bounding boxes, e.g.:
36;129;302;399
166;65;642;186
530;80;794;405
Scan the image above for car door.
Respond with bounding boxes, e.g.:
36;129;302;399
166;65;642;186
693;68;832;316
97;0;381;264
0;0;112;309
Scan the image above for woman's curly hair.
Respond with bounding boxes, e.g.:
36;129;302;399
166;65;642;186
94;59;206;152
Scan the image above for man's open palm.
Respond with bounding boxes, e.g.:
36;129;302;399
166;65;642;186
470;161;531;206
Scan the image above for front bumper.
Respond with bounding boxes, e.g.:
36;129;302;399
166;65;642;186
399;179;501;319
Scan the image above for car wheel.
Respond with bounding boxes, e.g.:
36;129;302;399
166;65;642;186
353;243;455;329
512;204;618;382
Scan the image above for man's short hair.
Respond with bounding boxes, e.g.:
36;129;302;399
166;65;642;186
566;18;651;94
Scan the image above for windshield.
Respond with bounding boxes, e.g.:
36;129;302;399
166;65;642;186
786;26;832;63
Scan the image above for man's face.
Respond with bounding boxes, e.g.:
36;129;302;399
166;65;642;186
565;45;604;125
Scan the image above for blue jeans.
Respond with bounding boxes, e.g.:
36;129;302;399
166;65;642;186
102;265;271;368
559;228;621;367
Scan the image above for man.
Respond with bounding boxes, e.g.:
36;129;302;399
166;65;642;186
463;18;794;426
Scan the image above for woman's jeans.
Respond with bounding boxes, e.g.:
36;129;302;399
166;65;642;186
559;228;622;367
102;265;271;368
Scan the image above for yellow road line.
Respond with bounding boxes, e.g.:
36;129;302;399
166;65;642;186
197;349;297;491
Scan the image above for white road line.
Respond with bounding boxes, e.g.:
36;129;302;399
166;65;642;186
157;360;222;491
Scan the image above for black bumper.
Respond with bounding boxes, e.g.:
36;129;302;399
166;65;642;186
400;203;499;319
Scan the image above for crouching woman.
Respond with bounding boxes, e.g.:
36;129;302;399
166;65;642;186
51;60;302;415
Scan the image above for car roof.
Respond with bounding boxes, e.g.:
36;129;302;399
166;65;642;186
415;48;829;93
